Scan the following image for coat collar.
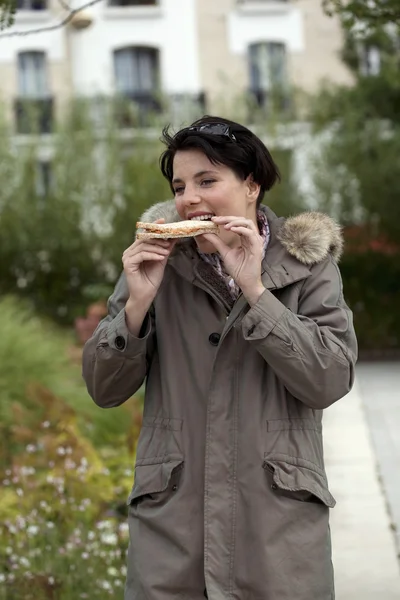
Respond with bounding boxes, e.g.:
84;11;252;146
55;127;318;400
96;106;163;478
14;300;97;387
138;200;343;291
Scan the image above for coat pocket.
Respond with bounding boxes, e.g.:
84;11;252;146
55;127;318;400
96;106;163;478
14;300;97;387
263;453;336;508
136;416;183;462
127;456;184;506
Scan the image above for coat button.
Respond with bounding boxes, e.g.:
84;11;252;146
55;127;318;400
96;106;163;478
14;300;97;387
209;332;221;346
115;336;126;350
271;483;278;491
172;485;178;492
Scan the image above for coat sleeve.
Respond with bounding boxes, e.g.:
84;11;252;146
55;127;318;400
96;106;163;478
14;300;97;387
82;272;155;408
241;256;357;409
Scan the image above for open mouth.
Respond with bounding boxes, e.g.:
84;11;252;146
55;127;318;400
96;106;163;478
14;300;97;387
189;213;215;221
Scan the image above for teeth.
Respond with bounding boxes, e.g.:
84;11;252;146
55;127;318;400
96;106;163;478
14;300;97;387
190;214;215;221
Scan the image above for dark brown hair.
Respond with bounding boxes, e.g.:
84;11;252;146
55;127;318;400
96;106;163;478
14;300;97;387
159;115;281;206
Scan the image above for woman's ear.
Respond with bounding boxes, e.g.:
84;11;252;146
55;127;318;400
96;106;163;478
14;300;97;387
246;176;261;204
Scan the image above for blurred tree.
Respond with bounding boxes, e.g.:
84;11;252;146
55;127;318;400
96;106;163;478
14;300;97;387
323;1;400;30
0;99;170;324
308;11;400;350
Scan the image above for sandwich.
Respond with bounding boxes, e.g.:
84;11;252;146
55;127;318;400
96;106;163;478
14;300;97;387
136;220;219;240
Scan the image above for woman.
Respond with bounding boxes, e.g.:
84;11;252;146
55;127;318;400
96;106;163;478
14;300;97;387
83;116;357;600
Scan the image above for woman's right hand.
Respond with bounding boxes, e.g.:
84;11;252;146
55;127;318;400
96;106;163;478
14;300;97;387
122;219;176;310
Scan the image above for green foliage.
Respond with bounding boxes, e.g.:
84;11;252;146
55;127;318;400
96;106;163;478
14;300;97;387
323;0;400;30
0;296;145;596
266;148;306;217
0;100;171;324
340;251;400;350
0;296;142;451
307;14;400;351
0;0;15;30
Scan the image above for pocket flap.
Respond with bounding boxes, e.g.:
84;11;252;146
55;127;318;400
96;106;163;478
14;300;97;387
127;457;184;505
264;453;336;508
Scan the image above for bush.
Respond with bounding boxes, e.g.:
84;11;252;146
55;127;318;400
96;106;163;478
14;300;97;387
0;297;145;597
0;102;171;325
340;249;400;351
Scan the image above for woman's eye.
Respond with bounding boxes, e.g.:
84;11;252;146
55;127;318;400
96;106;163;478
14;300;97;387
201;179;215;186
174;187;184;195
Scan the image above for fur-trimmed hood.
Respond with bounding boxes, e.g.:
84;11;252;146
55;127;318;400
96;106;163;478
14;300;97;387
139;200;343;265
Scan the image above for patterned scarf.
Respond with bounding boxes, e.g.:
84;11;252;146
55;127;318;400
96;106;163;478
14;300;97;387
197;210;270;300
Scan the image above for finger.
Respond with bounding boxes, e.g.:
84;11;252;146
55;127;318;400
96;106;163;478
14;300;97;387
212;216;257;232
123;246;170;267
201;233;230;257
124;238;171;257
228;226;257;238
125;251;166;266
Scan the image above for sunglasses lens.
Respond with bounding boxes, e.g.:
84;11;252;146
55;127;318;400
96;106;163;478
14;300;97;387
188;123;236;141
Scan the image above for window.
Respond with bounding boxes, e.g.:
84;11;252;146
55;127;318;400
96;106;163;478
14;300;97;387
16;0;47;9
113;47;161;125
18;51;48;98
114;47;159;94
16;51;52;133
108;0;158;6
248;42;288;108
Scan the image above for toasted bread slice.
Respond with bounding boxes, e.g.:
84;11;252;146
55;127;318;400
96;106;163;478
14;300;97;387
136;220;219;239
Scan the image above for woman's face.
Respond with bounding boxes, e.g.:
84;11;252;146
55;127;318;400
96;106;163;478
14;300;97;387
172;149;260;254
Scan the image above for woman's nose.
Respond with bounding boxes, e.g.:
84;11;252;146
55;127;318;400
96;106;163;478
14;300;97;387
182;188;201;206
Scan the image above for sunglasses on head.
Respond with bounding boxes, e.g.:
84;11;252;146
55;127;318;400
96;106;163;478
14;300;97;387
187;123;237;142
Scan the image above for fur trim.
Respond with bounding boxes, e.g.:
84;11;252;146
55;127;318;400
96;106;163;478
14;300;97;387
138;201;343;265
278;212;343;265
140;200;180;224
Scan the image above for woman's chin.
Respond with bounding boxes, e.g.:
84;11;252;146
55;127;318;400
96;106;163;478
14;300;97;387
195;235;217;254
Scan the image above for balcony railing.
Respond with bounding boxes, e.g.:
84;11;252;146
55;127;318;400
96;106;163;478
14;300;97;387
114;91;207;128
14;97;54;134
16;0;47;9
249;88;291;113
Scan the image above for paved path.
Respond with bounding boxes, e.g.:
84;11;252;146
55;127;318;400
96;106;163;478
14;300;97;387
357;362;400;552
323;375;400;599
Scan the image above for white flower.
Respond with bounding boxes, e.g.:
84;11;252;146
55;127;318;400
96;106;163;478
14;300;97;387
16;488;24;497
19;557;30;568
48;576;55;585
81;552;89;560
27;525;39;536
88;531;95;541
118;523;129;535
20;466;35;476
100;533;117;546
2;479;10;486
15;516;26;528
120;565;127;576
0;574;5;583
107;567;118;577
42;421;50;428
46;522;55;529
96;520;112;531
100;581;112;591
26;444;36;453
57;447;66;456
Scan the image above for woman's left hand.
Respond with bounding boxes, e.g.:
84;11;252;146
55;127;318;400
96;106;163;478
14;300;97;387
202;216;266;305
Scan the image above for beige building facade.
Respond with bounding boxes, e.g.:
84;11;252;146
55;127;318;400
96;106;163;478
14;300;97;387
196;0;353;113
0;0;353;133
